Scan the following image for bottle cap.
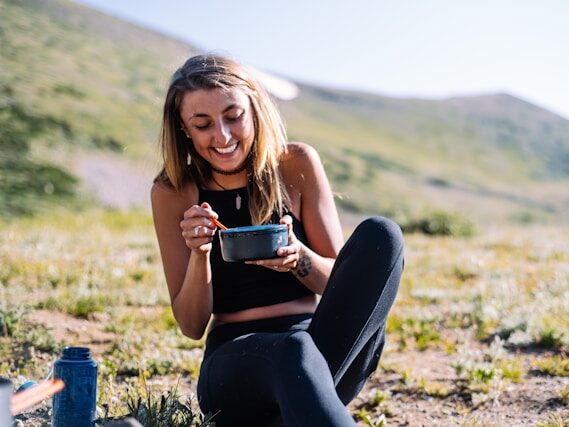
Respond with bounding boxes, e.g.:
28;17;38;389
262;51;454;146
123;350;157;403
16;380;38;393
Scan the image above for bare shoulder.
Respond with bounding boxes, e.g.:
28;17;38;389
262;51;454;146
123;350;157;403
280;142;323;182
151;180;198;218
282;142;320;164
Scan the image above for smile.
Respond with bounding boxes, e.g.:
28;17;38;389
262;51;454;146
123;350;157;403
213;143;238;154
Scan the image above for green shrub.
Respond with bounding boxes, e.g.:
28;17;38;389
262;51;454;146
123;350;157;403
0;308;22;337
401;210;475;236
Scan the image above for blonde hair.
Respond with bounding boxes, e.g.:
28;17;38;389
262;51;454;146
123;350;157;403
155;54;289;224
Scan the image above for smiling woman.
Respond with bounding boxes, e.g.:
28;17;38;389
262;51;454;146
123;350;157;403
155;55;288;225
150;54;404;426
179;88;255;177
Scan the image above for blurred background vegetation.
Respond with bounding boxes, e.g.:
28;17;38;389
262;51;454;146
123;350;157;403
1;0;569;232
2;2;569;424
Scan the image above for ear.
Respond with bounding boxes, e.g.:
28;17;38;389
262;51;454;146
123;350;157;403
180;124;191;139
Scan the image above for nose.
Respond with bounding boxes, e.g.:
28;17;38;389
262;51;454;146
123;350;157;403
213;121;231;145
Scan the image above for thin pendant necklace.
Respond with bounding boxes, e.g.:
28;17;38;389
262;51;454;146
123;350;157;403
211;174;242;210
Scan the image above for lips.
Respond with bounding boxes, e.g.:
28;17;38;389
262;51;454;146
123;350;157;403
212;142;238;155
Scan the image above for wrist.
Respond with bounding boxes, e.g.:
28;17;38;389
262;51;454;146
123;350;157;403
189;250;210;263
292;245;312;278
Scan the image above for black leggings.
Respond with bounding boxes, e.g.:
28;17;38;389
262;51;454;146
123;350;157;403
197;217;404;427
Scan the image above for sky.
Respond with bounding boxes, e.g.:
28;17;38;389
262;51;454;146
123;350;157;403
75;0;569;120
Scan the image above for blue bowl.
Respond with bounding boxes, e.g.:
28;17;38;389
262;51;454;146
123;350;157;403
219;224;288;262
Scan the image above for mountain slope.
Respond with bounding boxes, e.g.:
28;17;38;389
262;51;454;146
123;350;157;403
280;85;569;222
1;0;568;224
1;0;198;160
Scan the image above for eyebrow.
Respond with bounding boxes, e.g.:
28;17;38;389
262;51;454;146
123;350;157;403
188;104;242;120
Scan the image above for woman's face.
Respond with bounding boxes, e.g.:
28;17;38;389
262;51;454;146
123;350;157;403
180;88;255;174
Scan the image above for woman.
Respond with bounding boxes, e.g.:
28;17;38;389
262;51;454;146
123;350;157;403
151;54;404;426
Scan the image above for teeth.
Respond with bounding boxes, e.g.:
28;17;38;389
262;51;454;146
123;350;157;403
214;144;238;154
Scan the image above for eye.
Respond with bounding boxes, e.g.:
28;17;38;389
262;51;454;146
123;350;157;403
226;111;244;122
193;122;210;130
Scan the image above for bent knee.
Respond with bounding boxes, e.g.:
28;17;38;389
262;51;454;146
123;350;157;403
355;216;404;254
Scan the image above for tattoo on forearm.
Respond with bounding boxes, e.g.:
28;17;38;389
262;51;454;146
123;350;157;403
293;250;312;278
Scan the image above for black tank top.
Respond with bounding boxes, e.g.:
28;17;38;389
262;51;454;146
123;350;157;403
199;187;314;313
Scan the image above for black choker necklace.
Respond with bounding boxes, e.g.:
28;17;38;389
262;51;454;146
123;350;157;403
210;160;249;176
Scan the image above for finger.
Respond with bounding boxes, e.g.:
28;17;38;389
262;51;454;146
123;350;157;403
183;225;214;239
181;218;212;231
195;225;216;237
274;264;294;273
279;215;299;245
277;243;300;257
279;215;292;231
201;202;219;219
184;236;213;250
247;259;276;268
183;204;218;220
199;217;214;228
245;261;293;273
183;205;202;219
280;254;298;265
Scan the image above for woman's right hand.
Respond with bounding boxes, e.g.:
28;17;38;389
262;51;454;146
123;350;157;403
180;202;218;254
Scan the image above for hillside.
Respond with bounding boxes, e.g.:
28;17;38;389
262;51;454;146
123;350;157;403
1;0;568;224
281;86;569;223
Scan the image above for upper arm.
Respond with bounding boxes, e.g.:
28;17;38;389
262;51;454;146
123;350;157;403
150;182;196;302
282;143;344;258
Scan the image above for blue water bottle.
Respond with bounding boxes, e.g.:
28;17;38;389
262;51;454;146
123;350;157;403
52;346;97;427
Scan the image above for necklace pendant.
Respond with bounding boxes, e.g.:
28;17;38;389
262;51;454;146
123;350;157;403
236;193;242;210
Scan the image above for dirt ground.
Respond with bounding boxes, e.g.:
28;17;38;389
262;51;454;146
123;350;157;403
13;310;568;426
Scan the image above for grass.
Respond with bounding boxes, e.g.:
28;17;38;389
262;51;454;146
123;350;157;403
533;356;569;377
1;210;568;424
98;374;216;426
535;413;569;427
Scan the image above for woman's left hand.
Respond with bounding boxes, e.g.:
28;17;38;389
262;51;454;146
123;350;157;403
245;215;301;273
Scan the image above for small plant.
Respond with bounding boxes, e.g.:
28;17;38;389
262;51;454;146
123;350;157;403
533;356;569;377
71;295;110;318
468;365;497;384
452;339;507;407
419;379;451;398
538;328;564;348
460;414;503;427
452;266;478;282
387;316;441;351
560;386;569;406
0;308;22;337
497;358;525;383
368;390;390;408
123;376;216;427
535;412;569;427
354;409;386;427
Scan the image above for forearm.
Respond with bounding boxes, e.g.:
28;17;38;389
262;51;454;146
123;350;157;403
172;252;213;339
292;243;335;295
